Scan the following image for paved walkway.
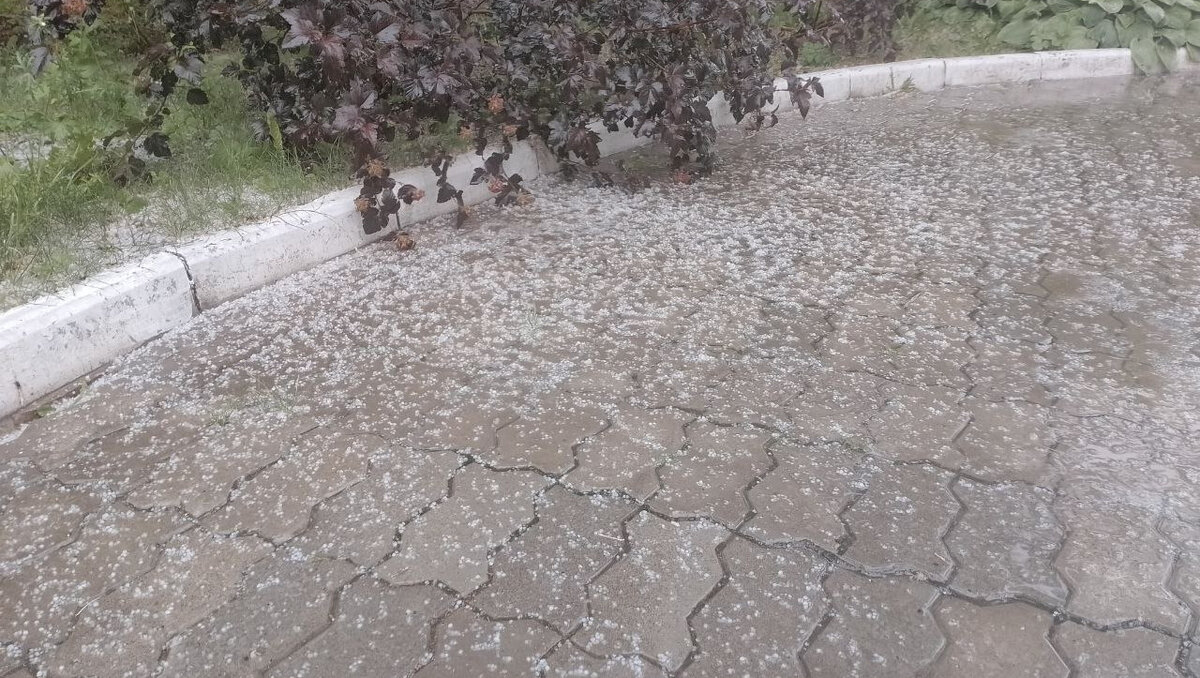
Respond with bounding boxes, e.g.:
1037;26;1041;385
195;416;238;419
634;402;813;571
3;75;1200;678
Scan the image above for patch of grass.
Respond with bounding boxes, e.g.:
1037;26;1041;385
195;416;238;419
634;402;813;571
893;0;1008;59
0;17;467;309
799;42;839;69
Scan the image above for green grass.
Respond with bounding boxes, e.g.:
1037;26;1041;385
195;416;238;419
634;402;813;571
0;19;465;309
893;0;1008;60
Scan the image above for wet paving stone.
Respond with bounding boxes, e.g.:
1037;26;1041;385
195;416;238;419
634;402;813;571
575;512;726;672
540;644;668;678
946;479;1068;607
842;463;959;578
472;487;636;632
1056;503;1190;632
376;464;550;594
0;504;188;649
1052;623;1179;678
157;556;357;677
925;599;1066;678
563;407;689;500
4;75;1200;676
866;384;970;467
203;427;373;541
741;441;866;551
802;571;943;677
45;529;272;678
682;538;826;677
415;608;560;677
649;421;773;526
266;578;454;678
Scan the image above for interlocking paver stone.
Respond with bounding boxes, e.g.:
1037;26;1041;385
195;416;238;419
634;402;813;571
266;578;453;678
956;399;1057;486
867;384;969;466
126;420;311;517
649;421;772;525
564;407;689;500
485;399;608;474
541;644;668;677
947;479;1068;606
1053;624;1179;677
158;556;357;677
842;463;958;578
741;442;866;551
784;369;884;444
473;487;636;632
46;529;272;678
576;512;726;672
204;427;373;541
0;480;102;574
416;608;560;677
683;537;827;677
803;570;943;677
5;78;1200;677
288;444;458;566
0;504;188;649
1056;504;1189;632
376;463;550;593
925;599;1066;677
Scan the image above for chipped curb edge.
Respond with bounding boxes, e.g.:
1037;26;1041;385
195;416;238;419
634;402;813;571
0;48;1193;419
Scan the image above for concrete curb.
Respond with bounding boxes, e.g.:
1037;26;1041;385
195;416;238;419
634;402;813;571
0;47;1184;417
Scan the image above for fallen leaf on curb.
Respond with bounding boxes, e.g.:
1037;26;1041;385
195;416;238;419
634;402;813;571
396;232;416;251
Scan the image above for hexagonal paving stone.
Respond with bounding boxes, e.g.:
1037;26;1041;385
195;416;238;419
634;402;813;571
699;359;807;428
1056;505;1189;632
47;407;208;493
45;529;273;678
924;600;1066;678
126;420;313;517
784;369;884;445
866;384;970;467
266;578;454;678
288;445;459;566
473;487;636;632
965;338;1052;405
540;643;667;677
376;464;550;593
946;479;1068;607
901;285;979;330
204;427;373;541
1053;623;1179;677
0;480;103;575
889;325;975;389
741;442;866;551
842;463;958;579
956;399;1057;486
157;556;357;677
822;313;900;375
803;571;943;677
650;422;773;526
576;512;726;672
682;537;827;677
415;608;560;677
1;384;179;466
564;407;689;500
483;399;609;475
0;504;188;649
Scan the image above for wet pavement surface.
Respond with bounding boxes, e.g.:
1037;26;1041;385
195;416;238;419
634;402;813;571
3;74;1200;677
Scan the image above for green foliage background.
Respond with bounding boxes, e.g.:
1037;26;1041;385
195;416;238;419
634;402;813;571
923;0;1200;71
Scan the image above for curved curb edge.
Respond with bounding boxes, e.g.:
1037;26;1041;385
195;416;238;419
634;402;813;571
1;47;1194;419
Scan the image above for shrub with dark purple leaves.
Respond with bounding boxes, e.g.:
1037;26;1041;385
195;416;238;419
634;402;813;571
63;1;827;232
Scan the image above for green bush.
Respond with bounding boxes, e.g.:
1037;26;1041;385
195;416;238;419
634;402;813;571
929;0;1200;72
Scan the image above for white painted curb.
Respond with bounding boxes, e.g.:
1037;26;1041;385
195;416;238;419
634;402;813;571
0;47;1186;417
0;253;195;413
